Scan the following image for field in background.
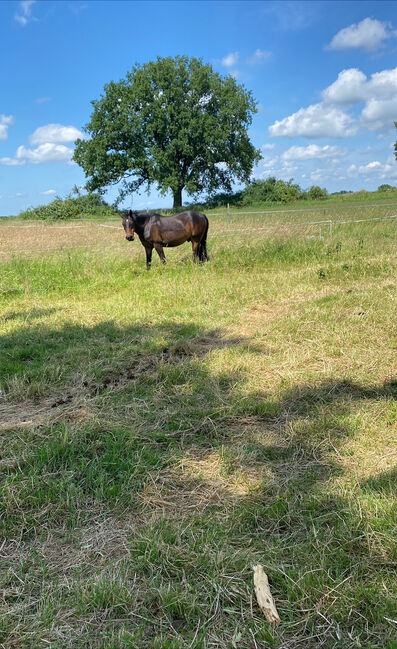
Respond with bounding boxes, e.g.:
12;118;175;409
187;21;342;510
1;197;397;260
0;203;396;648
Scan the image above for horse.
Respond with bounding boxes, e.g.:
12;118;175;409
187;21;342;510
121;209;209;270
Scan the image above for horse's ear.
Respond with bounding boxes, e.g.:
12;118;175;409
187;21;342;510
128;210;133;217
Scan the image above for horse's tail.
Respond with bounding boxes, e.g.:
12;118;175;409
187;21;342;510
197;215;209;262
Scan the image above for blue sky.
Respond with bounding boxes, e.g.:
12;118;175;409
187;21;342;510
1;0;397;215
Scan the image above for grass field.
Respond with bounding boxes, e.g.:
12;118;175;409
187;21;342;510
0;205;396;648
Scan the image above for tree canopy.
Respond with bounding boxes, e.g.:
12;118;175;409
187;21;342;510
73;56;261;208
241;177;303;204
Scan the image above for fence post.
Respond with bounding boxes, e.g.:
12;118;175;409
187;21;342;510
227;203;230;224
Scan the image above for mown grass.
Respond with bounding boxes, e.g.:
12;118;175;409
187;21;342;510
0;211;396;648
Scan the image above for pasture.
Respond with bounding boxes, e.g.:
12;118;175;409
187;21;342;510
0;204;396;648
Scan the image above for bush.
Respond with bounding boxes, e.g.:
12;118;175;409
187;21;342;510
241;177;302;205
377;184;394;192
196;177;333;209
204;191;243;208
307;185;328;200
19;192;117;221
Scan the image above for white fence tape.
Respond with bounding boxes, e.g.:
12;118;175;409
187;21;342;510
210;201;397;217
1;214;395;257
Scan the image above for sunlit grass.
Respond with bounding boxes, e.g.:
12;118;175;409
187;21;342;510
0;209;396;648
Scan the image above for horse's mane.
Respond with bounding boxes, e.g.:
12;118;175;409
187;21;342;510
130;210;167;224
123;210;180;226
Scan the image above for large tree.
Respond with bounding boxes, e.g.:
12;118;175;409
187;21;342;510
73;56;261;208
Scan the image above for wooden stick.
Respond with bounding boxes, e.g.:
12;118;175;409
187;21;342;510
253;565;280;626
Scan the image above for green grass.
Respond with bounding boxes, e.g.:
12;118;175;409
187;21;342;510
0;209;396;648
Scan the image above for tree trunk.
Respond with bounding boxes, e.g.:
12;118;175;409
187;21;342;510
173;187;183;209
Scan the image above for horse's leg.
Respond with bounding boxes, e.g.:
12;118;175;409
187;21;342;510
154;243;166;265
191;239;199;263
145;245;153;270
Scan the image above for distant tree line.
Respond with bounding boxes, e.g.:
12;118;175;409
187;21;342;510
17;180;396;220
18;189;117;220
204;177;329;208
202;179;396;208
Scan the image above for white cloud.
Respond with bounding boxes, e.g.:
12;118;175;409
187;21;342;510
322;68;367;104
359;160;382;172
0;157;25;166
36;97;52;104
0;122;82;166
322;66;397;132
360;69;397;130
248;49;272;64
261;157;279;169
29;123;84;145
325;18;396;52
42;189;56;195
347;156;397;180
221;52;239;67
272;65;397;139
15;143;75;164
15;0;36;26
269;103;356;138
323;67;397;106
361;97;397;131
359;158;397;179
282;144;345;161
0;115;15;140
1;144;73;166
261;143;276;151
369;68;397;98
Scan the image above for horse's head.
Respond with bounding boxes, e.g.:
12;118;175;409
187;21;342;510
121;210;135;241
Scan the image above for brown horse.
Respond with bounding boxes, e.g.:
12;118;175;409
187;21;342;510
121;210;209;270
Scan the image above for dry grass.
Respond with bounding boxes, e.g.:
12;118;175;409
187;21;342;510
0;221;128;259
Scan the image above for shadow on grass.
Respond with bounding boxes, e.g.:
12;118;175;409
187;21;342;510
0;306;60;322
0;318;396;648
361;465;397;494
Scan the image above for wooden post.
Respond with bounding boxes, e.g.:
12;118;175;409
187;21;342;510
227;203;230;224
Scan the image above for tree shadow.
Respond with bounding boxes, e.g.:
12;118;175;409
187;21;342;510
0;306;60;322
1;316;395;512
0;317;396;647
361;465;397;494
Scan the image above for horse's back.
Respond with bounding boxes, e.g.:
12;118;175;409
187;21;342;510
176;210;208;229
